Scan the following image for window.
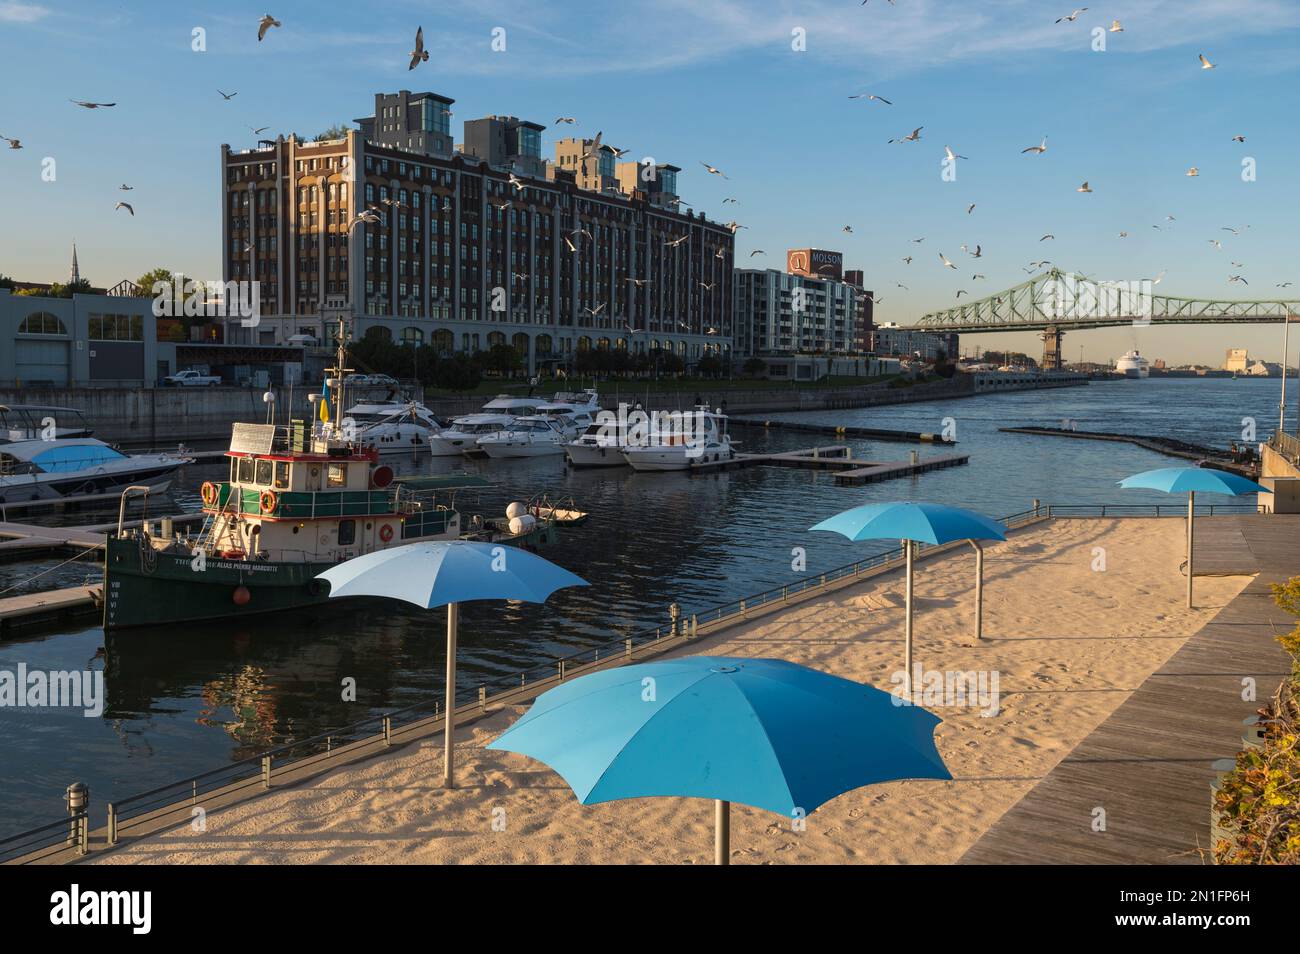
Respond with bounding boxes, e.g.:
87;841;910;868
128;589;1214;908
88;314;143;341
17;312;68;335
274;461;290;489
255;459;273;485
328;463;347;487
337;519;356;546
237;457;255;483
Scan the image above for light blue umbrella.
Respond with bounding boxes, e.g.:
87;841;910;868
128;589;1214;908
318;541;588;787
488;655;950;864
1118;467;1265;608
811;502;1007;692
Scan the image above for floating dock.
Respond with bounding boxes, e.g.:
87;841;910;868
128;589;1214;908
731;418;956;444
999;427;1256;477
0;585;101;634
0;513;205;562
687;444;970;481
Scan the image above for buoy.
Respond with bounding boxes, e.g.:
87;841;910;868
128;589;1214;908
506;501;527;520
379;523;394;542
370;465;394;488
508;514;537;535
232;586;251;606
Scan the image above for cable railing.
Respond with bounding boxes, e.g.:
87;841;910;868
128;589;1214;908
1269;431;1300;468
0;499;1267;863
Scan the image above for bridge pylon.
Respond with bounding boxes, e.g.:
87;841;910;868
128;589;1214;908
1040;325;1065;371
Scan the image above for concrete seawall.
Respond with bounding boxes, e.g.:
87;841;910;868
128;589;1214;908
2;372;1084;447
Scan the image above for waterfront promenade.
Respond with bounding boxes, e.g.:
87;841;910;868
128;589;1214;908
83;516;1274;865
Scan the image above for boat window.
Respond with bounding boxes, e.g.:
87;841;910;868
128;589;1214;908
338;519;355;546
230;458;239;483
328;463;347;487
237;457;255;483
255;459;273;485
274;461;291;489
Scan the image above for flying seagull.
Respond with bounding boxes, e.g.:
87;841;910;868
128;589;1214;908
939;252;957;270
1199;53;1216;70
70;99;115;109
1109;19;1123;32
1231;135;1246;143
848;93;892;104
902;256;913;264
1056;8;1088;23
1186;167;1199;177
911;237;925;243
347;209;380;230
409;26;428;70
966;203;976;215
258;15;281;41
944;145;969;161
1022;136;1048;155
1228;275;1248;285
119;183;133;191
1118;231;1128;238
889;127;923;143
114;201;134;215
508;173;526;193
1040;234;1055;241
248;125;269;135
665;234;690;248
0;135;21;150
563;235;577;253
217;89;238;101
956;289;968;298
554;117;576;125
749;250;765;257
1209;239;1223;249
1077;181;1093;192
970;245;983;258
700;161;728;178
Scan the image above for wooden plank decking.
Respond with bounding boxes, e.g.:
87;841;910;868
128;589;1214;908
959;514;1298;864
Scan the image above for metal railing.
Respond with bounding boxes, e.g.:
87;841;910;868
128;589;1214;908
0;812;88;865
0;499;1268;862
1268;431;1300;468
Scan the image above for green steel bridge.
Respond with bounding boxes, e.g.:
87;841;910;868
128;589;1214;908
908;269;1299;368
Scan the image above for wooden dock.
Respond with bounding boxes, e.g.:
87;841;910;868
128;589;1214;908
733;418;956;444
833;453;969;485
0;512;204;562
959;514;1298;864
0;585;101;633
686;445;970;483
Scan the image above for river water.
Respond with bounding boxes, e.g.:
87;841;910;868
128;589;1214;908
0;376;1292;837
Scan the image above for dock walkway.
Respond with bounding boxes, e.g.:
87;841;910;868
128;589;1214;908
959;514;1297;864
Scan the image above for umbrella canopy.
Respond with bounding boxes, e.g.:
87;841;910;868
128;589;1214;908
810;501;1007;545
317;540;589;607
488;655;950;816
1117;467;1266;496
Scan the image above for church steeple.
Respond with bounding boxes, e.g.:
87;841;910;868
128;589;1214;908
70;241;80;284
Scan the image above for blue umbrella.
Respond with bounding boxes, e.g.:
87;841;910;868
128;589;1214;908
318;541;588;787
811;502;1006;692
1118;467;1265;608
488;655;950;864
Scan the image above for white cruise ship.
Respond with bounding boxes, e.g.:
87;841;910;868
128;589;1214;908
1115;350;1150;378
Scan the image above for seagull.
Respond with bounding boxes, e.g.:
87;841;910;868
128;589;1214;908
1222;227;1240;235
1118;231;1128;238
1109;18;1123;32
956;290;968;298
699;281;715;291
70;99;115;109
508;173;526;193
848;93;892;104
749;250;765;257
1209;240;1222;249
700;162;728;179
665;234;689;248
902;256;912;264
1199;53;1216;70
1040;234;1055;242
1150;270;1166;285
972;274;986;280
1077;181;1092;192
1277;282;1294;288
911;237;925;244
114;201;134;215
248;125;269;135
347;209;379;230
1021;136;1048;155
888;127;923;144
554;117;577;125
966;203;976;215
625;278;652;287
1186;167;1199;177
258;14;281;41
939;253;957;270
580;131;603;161
119;183;133;191
585;303;607;316
725;221;746;233
1231;135;1246;143
217;89;238;101
569;227;593;240
714;247;726;260
1;135;22;150
896;282;909;290
563;235;578;253
722;197;738;204
1231;261;1246;268
944;145;969;161
843;225;853;233
1030;259;1052;268
408;26;428;71
970;245;983;258
623;324;643;335
1056;8;1088;23
1229;275;1248;285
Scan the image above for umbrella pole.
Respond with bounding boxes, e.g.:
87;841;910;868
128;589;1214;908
715;799;730;866
972;540;984;641
443;602;459;789
1186;492;1195;610
904;539;914;697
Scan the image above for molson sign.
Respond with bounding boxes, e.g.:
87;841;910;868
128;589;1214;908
786;248;843;281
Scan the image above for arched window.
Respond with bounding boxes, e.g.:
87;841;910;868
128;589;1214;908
511;333;530;355
535;334;553;356
401;327;424;345
577;336;591;352
365;325;392;341
487;331;507;348
18;312;68;335
432;328;453;354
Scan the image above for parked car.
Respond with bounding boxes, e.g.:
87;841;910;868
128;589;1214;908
163;369;222;387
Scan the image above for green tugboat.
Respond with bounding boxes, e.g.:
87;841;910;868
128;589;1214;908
103;323;565;630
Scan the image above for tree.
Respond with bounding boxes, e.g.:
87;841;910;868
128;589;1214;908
0;273;14;290
696;354;723;378
135;267;178;295
315;124;352;141
742;357;767;377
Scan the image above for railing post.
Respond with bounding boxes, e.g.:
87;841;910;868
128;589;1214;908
691;614;697;638
625;637;633;659
383;716;392;747
261;756;272;789
106;803;117;846
479;686;487;711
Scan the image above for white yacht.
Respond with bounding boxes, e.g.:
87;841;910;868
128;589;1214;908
566;421;633;467
475;416;570;459
0;405;94;442
344;400;445;456
1115;350;1150;378
0;438;191;504
426;396;543;457
549;388;601;415
622;408;736;472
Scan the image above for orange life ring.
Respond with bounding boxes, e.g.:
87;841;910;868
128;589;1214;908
259;490;277;514
378;524;394;543
201;481;218;506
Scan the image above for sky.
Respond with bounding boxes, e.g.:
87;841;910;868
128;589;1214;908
1;0;1298;365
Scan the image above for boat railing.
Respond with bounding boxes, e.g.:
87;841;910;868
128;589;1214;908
4;498;1267;863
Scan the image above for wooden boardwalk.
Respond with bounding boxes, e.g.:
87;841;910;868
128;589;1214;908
960;514;1297;864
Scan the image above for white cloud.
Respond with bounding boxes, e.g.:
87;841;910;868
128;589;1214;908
0;1;50;23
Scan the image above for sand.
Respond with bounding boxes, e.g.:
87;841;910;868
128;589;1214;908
92;518;1251;865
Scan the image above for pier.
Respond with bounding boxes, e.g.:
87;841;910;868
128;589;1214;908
731;418;956;444
0;585;101;634
0;513;204;563
685;444;970;481
1000;426;1257;476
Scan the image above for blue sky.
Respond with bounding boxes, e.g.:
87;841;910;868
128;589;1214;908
2;0;1298;364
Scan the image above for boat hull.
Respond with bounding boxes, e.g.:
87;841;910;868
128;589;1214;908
477;440;566;459
564;443;628;467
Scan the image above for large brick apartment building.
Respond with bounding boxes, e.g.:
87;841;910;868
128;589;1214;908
220;91;734;374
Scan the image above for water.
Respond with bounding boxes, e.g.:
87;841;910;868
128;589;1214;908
0;376;1291;837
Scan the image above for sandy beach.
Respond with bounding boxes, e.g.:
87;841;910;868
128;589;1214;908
92;517;1252;865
